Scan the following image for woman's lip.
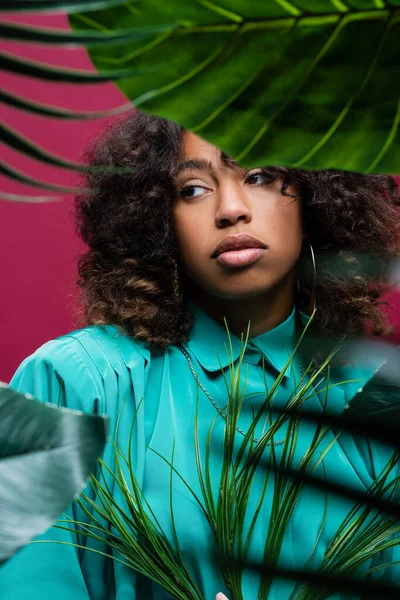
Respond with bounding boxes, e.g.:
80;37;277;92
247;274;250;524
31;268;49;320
216;247;266;267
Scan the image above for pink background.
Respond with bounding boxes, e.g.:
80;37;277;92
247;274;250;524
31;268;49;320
1;12;399;383
0;11;126;382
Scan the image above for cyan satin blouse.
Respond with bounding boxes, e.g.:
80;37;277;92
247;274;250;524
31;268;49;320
2;302;399;599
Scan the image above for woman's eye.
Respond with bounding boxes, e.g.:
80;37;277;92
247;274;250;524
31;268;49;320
179;185;207;198
246;172;271;186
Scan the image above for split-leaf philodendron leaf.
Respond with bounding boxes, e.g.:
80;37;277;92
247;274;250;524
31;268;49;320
0;384;108;563
68;0;400;174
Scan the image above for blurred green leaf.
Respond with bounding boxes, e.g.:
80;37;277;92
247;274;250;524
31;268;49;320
0;0;130;13
226;558;400;599
269;342;400;451
1;122;133;173
0;20;176;46
0;191;62;203
1;122;97;172
0;49;156;82
0;385;108;563
0;159;90;193
0;89;132;120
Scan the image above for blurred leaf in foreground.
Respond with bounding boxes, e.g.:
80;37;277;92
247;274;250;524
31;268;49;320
0;384;108;564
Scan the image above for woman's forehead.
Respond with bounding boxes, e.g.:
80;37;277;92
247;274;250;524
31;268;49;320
181;131;244;174
182;131;221;162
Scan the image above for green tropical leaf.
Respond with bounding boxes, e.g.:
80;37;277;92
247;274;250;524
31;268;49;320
0;384;108;563
0;0;130;13
0;89;132;120
66;1;400;174
1;122;95;172
0;191;62;202
257;456;400;519
0;49;156;82
2;1;399;198
1;122;132;173
0;20;176;46
228;558;400;599
0;159;90;193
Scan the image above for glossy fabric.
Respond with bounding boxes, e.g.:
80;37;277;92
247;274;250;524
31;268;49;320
2;303;399;599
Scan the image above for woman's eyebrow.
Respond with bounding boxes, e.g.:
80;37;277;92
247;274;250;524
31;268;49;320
177;156;244;175
176;159;216;174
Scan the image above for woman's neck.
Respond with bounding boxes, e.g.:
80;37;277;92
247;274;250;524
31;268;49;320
186;276;296;339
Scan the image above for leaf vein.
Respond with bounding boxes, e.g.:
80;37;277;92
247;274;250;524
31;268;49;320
273;0;303;17
293;13;394;167
234;15;345;162
366;99;400;172
194;0;243;23
133;29;241;108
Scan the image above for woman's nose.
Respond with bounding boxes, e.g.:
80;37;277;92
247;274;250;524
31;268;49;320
215;184;251;228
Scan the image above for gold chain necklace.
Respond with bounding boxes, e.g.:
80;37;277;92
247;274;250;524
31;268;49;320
178;344;305;446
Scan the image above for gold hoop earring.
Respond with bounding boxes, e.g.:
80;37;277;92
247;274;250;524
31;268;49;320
308;242;317;314
297;242;317;314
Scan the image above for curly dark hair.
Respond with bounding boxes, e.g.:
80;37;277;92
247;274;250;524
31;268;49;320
74;109;400;351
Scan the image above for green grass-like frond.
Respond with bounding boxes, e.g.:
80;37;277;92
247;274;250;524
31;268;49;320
35;314;399;599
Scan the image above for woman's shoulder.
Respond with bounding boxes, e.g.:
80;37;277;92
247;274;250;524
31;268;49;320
9;324;152;414
21;323;150;372
59;323;150;367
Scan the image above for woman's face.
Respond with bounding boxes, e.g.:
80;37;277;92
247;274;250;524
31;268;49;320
173;131;303;301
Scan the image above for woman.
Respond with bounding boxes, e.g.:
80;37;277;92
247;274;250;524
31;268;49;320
2;109;400;599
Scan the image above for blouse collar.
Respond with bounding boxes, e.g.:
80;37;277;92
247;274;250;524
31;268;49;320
185;300;310;377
